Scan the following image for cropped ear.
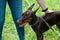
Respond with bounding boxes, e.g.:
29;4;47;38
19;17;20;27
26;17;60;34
28;3;35;10
33;7;40;14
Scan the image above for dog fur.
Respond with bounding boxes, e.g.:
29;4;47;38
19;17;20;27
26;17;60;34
17;4;60;40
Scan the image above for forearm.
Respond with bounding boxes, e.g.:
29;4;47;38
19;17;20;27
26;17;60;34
37;0;47;10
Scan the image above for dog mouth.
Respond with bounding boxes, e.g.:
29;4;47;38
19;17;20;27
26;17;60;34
17;18;32;27
17;19;27;27
19;23;26;27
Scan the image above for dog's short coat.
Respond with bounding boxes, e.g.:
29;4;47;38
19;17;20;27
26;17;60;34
17;4;60;40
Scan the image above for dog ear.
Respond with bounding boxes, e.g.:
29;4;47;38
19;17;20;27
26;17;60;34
33;7;40;14
28;3;35;10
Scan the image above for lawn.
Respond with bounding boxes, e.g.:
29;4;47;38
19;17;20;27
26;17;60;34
2;0;60;40
2;3;19;40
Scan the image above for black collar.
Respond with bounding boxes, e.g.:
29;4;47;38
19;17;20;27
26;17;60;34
32;17;39;26
29;15;38;25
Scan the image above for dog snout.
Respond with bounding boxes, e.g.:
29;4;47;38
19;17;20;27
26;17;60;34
17;19;24;25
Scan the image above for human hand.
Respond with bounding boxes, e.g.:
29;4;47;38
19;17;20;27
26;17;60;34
45;10;54;13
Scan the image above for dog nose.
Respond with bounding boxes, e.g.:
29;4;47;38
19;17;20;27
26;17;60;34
17;20;20;24
17;19;24;25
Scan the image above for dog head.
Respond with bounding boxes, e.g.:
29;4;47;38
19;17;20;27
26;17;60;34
17;3;39;26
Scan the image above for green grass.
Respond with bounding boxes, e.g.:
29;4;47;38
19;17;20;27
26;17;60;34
2;3;19;40
2;0;60;40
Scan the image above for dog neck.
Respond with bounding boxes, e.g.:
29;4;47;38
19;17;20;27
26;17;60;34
29;15;38;25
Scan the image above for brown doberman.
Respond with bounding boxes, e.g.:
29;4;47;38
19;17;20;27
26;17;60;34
17;3;60;40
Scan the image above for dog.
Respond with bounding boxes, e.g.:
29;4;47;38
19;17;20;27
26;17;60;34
17;3;60;40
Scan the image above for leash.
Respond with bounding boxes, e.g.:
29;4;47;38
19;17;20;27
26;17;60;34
39;16;60;37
